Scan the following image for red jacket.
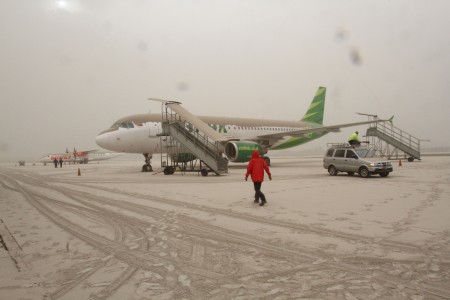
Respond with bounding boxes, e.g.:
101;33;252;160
246;150;271;182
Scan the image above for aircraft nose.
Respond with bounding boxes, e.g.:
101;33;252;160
95;132;111;150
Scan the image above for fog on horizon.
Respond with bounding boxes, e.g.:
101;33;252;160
1;0;449;163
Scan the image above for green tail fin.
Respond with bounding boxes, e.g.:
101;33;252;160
301;86;326;125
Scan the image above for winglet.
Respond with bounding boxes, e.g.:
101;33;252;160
388;115;394;125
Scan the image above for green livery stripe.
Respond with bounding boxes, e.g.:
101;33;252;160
302;112;318;120
307;101;321;111
301;86;326;125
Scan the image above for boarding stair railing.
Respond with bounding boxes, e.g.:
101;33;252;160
366;121;421;161
159;103;228;175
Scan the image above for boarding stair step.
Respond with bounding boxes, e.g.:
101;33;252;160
366;126;420;159
163;122;228;174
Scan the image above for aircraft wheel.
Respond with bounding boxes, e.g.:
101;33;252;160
263;157;271;166
201;169;209;177
408;157;414;162
142;164;153;172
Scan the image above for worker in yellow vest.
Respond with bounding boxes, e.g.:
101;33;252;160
348;131;361;148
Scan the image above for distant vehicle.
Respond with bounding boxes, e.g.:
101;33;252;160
39;148;121;165
323;144;393;178
18;160;25;166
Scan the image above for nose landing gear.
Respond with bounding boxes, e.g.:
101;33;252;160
142;153;153;172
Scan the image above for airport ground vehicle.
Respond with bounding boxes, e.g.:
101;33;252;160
323;144;393;178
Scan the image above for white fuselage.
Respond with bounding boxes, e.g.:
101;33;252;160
94;115;306;155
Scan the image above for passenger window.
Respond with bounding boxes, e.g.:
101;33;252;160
346;150;358;159
326;149;334;157
334;149;345;157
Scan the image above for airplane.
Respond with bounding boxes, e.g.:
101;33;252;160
39;148;122;165
95;87;388;172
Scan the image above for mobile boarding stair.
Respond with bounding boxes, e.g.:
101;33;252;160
366;121;421;162
157;100;228;176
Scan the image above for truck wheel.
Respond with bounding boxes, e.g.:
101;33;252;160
359;166;370;178
164;167;172;175
347;172;355;176
328;165;337;176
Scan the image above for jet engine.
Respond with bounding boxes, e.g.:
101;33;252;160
225;141;262;162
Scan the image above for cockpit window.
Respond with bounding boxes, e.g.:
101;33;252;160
114;122;134;129
110;120;137;129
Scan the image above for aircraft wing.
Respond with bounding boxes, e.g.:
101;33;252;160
254;119;387;140
149;98;388;144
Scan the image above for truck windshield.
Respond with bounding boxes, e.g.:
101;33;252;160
355;148;375;158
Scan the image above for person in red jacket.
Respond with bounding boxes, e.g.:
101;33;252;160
245;150;272;206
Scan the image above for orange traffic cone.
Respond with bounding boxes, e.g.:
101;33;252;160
77;168;81;176
399;159;402;167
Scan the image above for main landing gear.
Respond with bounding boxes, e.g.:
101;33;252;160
142;153;153;172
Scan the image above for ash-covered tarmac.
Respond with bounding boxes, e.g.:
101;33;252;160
1;156;449;299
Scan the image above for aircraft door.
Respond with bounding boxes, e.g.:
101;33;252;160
148;122;160;137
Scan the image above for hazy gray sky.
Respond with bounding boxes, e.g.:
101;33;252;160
1;0;449;162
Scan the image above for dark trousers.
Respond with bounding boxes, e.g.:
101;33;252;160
253;182;266;203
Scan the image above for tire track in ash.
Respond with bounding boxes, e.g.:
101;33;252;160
43;163;446;259
72;180;426;255
1;173;221;299
4;171;450;299
27;179;450;298
62;179;450;299
12;171;450;299
1;175;146;299
7;172;288;297
1;175;334;295
26;177;309;273
41;198;146;299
